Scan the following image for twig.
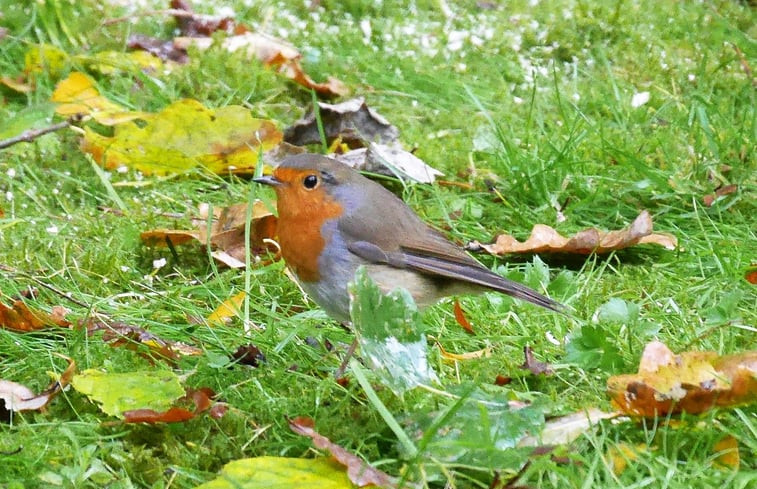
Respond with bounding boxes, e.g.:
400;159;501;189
0;265;89;308
0;116;82;150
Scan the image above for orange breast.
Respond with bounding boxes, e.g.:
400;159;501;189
274;176;343;283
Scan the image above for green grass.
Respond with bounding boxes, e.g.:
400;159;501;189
1;0;755;488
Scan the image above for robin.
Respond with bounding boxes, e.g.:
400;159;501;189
254;154;564;323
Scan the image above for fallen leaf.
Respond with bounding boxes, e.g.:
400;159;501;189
174;32;348;96
284;97;398;148
713;435;739;469
196;457;354;489
436;341;491;361
0;76;33;93
71;369;185;417
170;0;239;37
122;387;217;424
746;264;757;285
231;344;266;367
472;211;677;255
494;374;512;386
141;201;279;269
24;44;68;77
128;34;189;63
81;99;281;175
607;442;647;476
607;340;757;416
335;143;444;184
0;299;70;332
86;320;203;362
51;72;147;125
453;299;474;334
0;354;75;414
519;346;553;376
207;291;247;326
703;184;738;207
290;416;397;488
77;50;164;76
518;408;618;447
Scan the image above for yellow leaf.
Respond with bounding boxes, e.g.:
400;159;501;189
81;99;282;175
196;456;355;489
74;50;164;76
607;442;647;476
207;291;247;326
51;72;147;124
713;436;739;470
24;44;68;77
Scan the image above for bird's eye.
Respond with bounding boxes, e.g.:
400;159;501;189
303;174;319;190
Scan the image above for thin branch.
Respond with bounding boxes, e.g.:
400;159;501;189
731;43;756;87
0;116;81;150
0;265;89;308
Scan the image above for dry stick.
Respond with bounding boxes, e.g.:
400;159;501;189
731;43;756;87
0;265;89;309
0;115;83;150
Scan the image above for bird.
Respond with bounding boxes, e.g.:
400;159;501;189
254;153;564;323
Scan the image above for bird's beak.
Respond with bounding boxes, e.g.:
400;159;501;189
253;175;282;186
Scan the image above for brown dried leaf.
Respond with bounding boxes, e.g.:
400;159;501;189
745;264;757;285
174;32;347;96
607;340;757;417
127;34;188;64
285;97;398;148
477;211;677;255
453;299;474;334
231;344;266;367
0;299;70;332
519;346;553;376
140;201;279;269
0;354;75;413
122;387;216;424
1;75;34;93
289;416;397;488
170;0;239;37
703;184;738;207
87;320;202;362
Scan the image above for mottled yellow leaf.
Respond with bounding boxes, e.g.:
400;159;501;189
196;457;355;489
81;99;281;175
51;72;147;124
207;291;247;326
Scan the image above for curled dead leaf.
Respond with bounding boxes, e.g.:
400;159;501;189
453;299;474;334
86;320;202;362
123;387;220;424
607;340;757;417
289;416;397;488
473;211;677;255
0;299;70;332
141;201;279;269
0;354;76;413
520;346;554;376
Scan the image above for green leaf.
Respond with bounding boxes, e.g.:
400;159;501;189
348;267;437;394
0;103;56;139
565;325;624;372
704;291;743;325
597;298;639;323
196;457;354;489
71;369;185;417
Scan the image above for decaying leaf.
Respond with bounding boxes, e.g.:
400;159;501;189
472;211;677;255
335;143;444;184
0;354;76;413
713;435;740;469
289;416;397;488
518;408;618;447
81;98;281;175
196;457;354;489
78;50;164;76
170;0;239;37
51;72;148;125
284;97;398;148
746;264;757;285
141;200;279;269
607;340;757;417
0;299;70;332
122;387;220;424
86;320;202;362
520;346;554;376
174;32;348;97
703;184;738;207
127;34;189;64
231;344;266;367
